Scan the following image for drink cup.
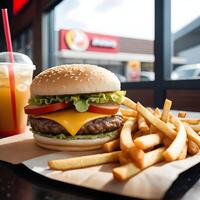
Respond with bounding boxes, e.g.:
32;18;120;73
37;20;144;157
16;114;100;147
0;52;35;137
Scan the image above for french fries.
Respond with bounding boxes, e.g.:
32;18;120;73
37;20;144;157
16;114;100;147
161;99;172;122
120;118;136;151
120;108;138;117
178;143;187;160
188;140;199;155
189;125;200;132
129;144;145;166
48;151;121;170
163;137;172;147
47;98;200;182
184;124;200;148
113;162;141;181
134;133;162;150
118;151;131;165
154;107;161;117
178;111;187;118
138;147;165;169
137;102;176;139
163;117;187;161
179;118;200;124
102;139;120;153
122;97;137;110
138;114;149;134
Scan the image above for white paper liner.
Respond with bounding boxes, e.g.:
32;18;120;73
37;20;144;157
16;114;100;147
23;151;200;199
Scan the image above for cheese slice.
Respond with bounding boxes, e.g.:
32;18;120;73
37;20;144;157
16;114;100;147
36;109;110;136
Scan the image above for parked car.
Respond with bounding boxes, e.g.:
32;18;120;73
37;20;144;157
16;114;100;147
171;64;200;80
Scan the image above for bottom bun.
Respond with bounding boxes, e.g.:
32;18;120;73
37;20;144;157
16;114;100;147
34;133;119;151
36;141;102;151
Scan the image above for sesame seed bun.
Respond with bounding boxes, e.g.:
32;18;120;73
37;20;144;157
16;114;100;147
31;64;120;96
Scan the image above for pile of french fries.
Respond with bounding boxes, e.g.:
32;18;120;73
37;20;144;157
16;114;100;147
48;98;200;181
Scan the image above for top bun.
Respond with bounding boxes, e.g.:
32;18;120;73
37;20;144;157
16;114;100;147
31;64;120;96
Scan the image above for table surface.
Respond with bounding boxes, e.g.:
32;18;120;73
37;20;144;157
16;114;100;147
0;110;200;200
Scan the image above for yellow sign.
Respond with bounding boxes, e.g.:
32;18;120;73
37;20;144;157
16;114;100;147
65;30;89;51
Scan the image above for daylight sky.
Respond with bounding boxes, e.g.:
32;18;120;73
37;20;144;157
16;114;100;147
55;0;200;40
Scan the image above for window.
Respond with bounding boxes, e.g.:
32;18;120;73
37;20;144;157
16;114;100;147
171;0;200;80
46;0;155;82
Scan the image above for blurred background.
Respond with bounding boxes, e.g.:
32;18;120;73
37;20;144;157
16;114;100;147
0;0;200;111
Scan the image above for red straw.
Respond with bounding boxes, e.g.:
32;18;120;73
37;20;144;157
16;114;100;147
1;9;18;131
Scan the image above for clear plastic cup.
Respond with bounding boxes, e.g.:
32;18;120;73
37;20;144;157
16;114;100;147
0;52;35;137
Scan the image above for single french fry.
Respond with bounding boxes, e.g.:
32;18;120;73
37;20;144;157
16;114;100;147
137;102;176;139
179;118;200;124
147;107;154;114
138;114;150;134
113;162;141;181
154;107;161;117
129;144;145;166
139;147;165;169
198;131;200;135
163;137;172;147
120;108;138;117
120;118;136;151
118;151;131;165
48;151;121;171
102;139;120;153
134;133;162;150
178;143;187;160
122;97;137;110
161;99;172;123
178;112;186;118
188;140;199;155
184;124;200;148
149;108;162;133
163;118;187;161
189;125;200;132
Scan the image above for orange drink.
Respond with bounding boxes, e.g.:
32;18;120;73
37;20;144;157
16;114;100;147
0;53;35;137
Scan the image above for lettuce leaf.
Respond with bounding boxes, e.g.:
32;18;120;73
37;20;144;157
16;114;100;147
29;91;126;112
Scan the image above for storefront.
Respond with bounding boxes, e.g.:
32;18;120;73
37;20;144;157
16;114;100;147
55;29;185;82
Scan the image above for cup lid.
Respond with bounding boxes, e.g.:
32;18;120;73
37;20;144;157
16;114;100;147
0;52;35;69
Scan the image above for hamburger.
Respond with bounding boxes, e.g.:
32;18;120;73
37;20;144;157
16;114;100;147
25;64;125;151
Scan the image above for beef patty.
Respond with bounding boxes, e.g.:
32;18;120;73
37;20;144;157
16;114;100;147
29;115;123;135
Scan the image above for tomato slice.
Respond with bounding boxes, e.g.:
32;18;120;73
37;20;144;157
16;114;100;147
24;102;72;115
88;103;120;115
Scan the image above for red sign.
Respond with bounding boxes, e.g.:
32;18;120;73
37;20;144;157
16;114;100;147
13;0;30;15
59;29;119;53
